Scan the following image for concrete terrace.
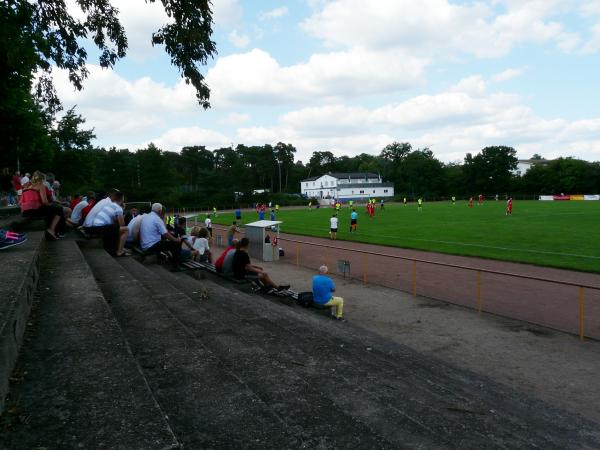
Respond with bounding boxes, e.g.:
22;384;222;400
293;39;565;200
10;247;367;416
1;216;600;449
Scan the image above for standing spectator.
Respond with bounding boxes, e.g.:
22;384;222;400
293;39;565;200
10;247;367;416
83;190;129;256
329;213;338;240
227;221;240;246
204;214;212;236
235;207;242;223
12;171;22;204
140;203;182;270
21;171;65;240
312;265;344;320
0;168;15;205
270;209;276;221
20;172;30;188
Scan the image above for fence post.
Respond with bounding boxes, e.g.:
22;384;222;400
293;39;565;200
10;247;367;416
476;271;482;314
363;254;368;285
412;260;417;297
296;244;300;267
579;287;585;342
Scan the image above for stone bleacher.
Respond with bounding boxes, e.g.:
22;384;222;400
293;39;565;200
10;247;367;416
2;215;600;448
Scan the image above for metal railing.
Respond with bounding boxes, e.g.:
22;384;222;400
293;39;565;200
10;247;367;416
207;224;600;342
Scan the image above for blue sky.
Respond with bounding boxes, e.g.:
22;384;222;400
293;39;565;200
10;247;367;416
56;0;600;163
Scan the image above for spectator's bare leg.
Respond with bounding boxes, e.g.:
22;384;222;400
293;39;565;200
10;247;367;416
48;215;60;236
259;272;278;289
116;227;128;255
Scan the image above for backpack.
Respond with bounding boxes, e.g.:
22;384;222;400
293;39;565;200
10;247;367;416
296;291;314;308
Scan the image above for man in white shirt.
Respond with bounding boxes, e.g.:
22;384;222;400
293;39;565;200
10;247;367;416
126;213;144;247
83;190;115;227
329;213;338;240
83;190;129;256
140;203;182;269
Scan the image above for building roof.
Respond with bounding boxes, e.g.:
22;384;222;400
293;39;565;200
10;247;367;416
301;172;380;182
338;182;394;189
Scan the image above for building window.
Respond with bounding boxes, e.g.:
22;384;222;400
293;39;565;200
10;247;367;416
352;191;354;194
312;182;315;187
384;189;388;193
373;190;376;193
324;181;328;187
360;190;364;194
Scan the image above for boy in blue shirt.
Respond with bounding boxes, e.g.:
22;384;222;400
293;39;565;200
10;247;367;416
312;265;344;320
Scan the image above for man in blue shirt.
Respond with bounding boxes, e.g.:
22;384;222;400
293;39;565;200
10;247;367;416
235;207;242;222
312;265;344;320
140;203;183;270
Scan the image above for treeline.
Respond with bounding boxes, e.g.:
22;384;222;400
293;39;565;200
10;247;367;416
8;123;600;208
4;106;600;206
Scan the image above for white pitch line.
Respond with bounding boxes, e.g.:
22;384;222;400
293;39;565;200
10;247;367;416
289;226;600;260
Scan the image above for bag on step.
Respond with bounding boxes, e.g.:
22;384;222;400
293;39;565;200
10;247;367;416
296;291;314;308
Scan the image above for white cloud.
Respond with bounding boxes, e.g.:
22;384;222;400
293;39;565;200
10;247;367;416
259;6;289;20
492;67;527;82
206;48;428;106
228;30;250;48
144;127;231;150
52;64;200;139
212;0;243;28
222;112;251;125
302;0;573;58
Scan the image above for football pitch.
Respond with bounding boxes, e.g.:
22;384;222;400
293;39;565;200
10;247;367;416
209;201;600;273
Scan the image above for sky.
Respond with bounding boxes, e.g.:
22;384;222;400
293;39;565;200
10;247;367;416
53;0;600;164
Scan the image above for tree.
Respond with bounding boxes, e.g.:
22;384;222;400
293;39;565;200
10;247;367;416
3;0;216;109
52;107;96;151
380;142;411;163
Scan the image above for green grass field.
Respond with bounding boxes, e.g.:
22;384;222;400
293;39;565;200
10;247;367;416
208;201;600;273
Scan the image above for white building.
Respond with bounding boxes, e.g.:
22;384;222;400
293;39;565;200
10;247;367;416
514;159;550;176
300;172;394;201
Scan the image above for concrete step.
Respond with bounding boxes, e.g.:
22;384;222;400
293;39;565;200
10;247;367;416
81;247;301;449
0;231;44;411
151;266;600;449
116;257;390;449
1;241;179;449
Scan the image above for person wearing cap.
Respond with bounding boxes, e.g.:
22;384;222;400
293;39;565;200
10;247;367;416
312;265;344;320
140;202;183;269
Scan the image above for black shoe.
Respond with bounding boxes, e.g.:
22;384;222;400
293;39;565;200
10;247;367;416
276;284;290;291
332;316;346;322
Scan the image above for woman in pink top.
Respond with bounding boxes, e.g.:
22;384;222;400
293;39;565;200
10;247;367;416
21;171;65;240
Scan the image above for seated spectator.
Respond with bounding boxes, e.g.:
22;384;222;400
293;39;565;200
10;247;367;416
124;207;139;225
191;226;211;262
69;194;81;210
139;202;182;270
214;239;237;273
227;221;240;246
21;171;65;240
20;172;30;188
172;216;195;260
232;237;289;290
83;190;129;256
312;265;344;320
83;190;116;226
67;191;95;227
126;212;145;247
